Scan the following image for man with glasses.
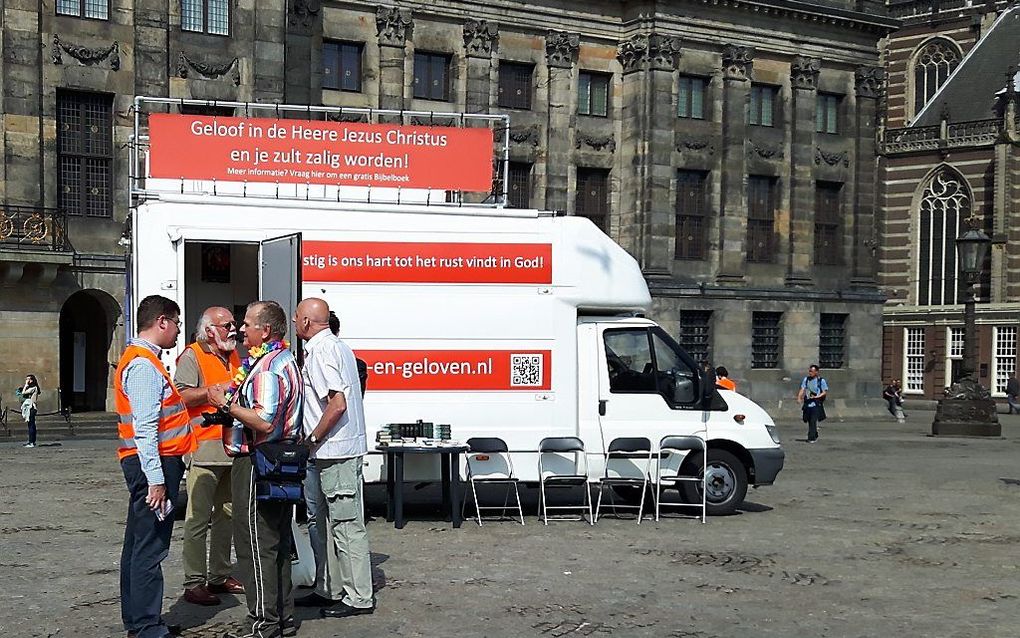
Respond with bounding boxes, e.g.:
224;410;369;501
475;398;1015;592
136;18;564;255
114;295;196;638
174;307;245;606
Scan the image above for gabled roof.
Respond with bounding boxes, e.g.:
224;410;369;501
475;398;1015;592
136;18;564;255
913;5;1020;126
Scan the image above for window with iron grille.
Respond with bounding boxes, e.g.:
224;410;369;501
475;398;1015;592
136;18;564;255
746;176;777;263
498;62;534;110
575;168;609;232
752;312;782;369
578;72;610;117
904;327;925;393
678;76;706;120
678;311;712;364
814;182;842;265
507;162;532;209
816;93;840;134
819;313;847;369
413;52;452;101
993;326;1017;396
57;91;113;218
323;42;363;92
181;0;229;35
57;0;108;19
675;170;708;260
749;84;776;127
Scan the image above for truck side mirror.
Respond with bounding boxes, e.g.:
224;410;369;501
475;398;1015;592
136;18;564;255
673;376;696;404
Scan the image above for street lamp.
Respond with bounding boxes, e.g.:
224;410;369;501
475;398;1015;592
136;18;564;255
955;228;991;381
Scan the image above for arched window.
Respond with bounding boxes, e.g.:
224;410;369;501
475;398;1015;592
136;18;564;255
912;39;961;117
916;168;970;306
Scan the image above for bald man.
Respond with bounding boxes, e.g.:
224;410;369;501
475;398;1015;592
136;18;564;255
174;307;245;606
293;299;374;617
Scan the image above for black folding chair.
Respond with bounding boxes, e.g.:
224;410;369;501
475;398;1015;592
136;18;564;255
656;434;707;523
538;437;592;525
594;437;653;524
461;437;524;526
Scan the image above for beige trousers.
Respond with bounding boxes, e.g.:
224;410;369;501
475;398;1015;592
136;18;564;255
182;463;233;588
314;457;374;608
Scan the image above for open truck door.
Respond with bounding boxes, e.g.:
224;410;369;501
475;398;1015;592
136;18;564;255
259;233;303;357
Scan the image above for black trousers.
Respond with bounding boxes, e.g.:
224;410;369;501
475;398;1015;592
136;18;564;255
120;454;185;638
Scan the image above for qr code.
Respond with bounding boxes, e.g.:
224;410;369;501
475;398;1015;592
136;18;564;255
511;354;543;387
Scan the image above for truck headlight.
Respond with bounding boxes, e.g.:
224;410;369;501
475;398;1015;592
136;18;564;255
765;424;781;445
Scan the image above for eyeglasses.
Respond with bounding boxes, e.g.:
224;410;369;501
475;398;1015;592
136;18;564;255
163;316;182;328
212;321;236;330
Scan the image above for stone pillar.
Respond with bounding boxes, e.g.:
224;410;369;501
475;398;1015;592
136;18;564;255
376;7;413;112
852;66;883;285
787;56;820;286
717;45;754;283
544;31;579;213
284;0;322;105
463;20;497;114
617;33;683;275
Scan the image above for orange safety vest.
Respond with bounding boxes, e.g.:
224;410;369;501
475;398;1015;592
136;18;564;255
181;342;241;442
716;377;737;391
114;344;196;460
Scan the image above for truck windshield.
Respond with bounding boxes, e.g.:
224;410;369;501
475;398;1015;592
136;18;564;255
604;328;699;405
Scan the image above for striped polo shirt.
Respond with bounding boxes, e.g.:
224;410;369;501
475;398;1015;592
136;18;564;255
230;347;303;452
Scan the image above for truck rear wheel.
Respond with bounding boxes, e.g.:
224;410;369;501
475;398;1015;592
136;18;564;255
679;449;748;516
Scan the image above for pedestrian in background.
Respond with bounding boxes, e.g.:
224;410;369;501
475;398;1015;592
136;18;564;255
20;374;40;448
883;378;905;423
1006;373;1020;415
114;295;196;638
715;367;736;391
797;364;828;443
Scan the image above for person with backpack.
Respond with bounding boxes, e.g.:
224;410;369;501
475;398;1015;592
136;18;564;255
797;364;828;443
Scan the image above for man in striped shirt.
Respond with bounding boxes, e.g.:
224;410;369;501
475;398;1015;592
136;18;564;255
210;301;303;638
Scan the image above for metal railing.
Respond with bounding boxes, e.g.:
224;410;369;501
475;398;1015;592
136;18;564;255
883;118;1003;154
0;205;72;252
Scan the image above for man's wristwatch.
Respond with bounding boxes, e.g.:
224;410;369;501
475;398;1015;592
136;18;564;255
308;434;319;446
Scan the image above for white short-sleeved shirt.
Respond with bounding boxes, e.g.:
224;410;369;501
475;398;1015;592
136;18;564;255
301;328;367;460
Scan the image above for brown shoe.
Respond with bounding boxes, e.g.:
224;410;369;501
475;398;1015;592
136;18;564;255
207;576;245;595
183;584;221;606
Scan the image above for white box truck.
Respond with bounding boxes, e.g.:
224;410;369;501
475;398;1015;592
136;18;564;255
130;195;783;515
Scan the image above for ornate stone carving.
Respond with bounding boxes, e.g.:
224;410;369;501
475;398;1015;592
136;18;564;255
410;116;456;127
814;147;849;167
617;33;683;73
747;141;783;160
791;56;821;90
855;66;885;98
51;35;120;71
376;7;413;48
289;0;321;27
509;125;541;147
944;376;991;401
463;19;498;59
326;111;369;123
546;31;580;69
675;137;716;155
721;45;753;81
177;52;241;86
575;132;616;152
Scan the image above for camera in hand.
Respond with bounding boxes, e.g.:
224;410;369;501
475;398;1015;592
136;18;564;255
201;409;233;427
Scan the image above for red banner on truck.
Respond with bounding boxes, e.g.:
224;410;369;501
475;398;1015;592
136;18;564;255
147;114;494;191
303;240;552;284
356;350;552;391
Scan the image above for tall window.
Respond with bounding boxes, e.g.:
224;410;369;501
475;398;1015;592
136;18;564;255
751;312;782;369
323;42;363;92
912;39;961;117
578;72;610;117
816;93;840;134
678;310;712;365
904;327;925;393
747;176;777;263
993;326;1017;396
749;84;776;127
181;0;229;35
678;76;706;120
57;0;108;19
819;314;847;369
946;326;964;385
507;162;532;209
575;168;609;232
815;182;842;265
413;52;451;101
57;91;113;218
675;170;708;260
498;62;534;110
917;168;969;306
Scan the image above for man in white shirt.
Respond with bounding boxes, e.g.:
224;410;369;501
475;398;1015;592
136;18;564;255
293;298;374;618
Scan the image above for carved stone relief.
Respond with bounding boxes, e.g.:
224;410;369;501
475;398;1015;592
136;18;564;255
177;52;240;86
463;19;499;59
815;147;850;167
790;56;821;90
546;31;580;69
855;66;885;98
376;7;413;48
52;35;120;71
509;125;541;147
722;45;753;81
289;0;321;28
617;33;682;73
747;141;784;160
676;137;716;155
575;132;616;152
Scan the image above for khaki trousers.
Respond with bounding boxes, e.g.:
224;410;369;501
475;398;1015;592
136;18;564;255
315;457;374;608
181;463;233;588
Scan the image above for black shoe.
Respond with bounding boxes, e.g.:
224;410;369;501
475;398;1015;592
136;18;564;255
295;592;338;607
320;602;375;618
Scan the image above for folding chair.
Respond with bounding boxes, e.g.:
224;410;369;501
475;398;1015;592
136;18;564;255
538;437;592;525
656;434;707;523
594;437;653;524
461;437;525;526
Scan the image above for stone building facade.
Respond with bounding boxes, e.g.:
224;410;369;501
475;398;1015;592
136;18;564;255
0;0;895;414
878;1;1020;401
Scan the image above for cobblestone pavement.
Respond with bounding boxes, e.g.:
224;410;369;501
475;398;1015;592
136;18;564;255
3;418;1020;637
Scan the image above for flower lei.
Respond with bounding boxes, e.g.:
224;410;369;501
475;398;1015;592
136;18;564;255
223;339;289;404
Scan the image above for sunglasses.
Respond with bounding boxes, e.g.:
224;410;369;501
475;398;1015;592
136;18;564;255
212;321;237;330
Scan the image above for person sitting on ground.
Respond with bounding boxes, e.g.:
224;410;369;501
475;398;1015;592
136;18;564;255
882;379;905;423
715;367;736;391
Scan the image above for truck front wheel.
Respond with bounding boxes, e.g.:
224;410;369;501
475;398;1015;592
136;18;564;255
679;449;748;516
